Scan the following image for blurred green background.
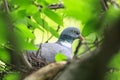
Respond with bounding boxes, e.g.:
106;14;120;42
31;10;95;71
0;0;120;80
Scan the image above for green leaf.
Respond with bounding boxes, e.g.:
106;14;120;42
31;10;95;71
4;72;21;80
85;33;96;43
0;14;9;58
36;0;49;6
104;6;120;24
46;0;58;4
108;51;120;69
26;18;44;31
63;0;101;23
14;28;38;50
11;9;27;21
22;42;38;50
0;47;10;63
63;0;101;36
105;51;120;80
49;27;59;38
44;8;63;25
33;14;59;38
55;53;67;62
82;18;100;37
11;0;32;6
44;24;59;38
26;5;39;16
33;12;43;26
0;16;7;44
15;23;35;39
105;71;120;80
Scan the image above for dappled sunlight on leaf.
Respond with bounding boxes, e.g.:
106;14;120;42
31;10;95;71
55;53;67;62
44;8;63;25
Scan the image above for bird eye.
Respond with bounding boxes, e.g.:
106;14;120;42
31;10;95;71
72;30;76;33
72;30;79;35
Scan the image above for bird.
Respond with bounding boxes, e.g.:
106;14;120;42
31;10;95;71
23;27;83;68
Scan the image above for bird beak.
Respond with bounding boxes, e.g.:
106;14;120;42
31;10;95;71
79;34;84;41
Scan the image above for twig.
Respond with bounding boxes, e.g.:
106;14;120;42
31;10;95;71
47;4;64;9
78;39;103;56
100;0;108;11
3;0;10;13
30;55;47;65
41;16;45;43
73;40;82;58
36;43;42;56
45;25;60;43
34;2;64;11
3;61;28;73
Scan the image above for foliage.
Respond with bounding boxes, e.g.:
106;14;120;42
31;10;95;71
0;0;120;80
55;53;67;62
3;72;20;80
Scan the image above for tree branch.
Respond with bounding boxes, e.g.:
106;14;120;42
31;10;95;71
54;17;120;80
100;0;108;11
3;0;10;13
34;2;64;11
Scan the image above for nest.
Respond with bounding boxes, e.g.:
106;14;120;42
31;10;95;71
23;51;48;69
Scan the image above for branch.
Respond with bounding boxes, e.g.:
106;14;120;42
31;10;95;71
48;4;64;9
24;61;67;80
73;40;82;58
45;25;60;43
100;0;109;11
109;0;120;8
54;17;120;80
34;2;64;11
3;0;10;13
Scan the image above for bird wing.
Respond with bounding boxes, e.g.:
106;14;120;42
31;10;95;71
40;43;72;62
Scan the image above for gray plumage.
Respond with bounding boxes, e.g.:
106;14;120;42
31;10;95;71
23;27;83;68
40;43;72;62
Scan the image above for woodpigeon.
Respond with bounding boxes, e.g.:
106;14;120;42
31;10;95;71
23;27;83;68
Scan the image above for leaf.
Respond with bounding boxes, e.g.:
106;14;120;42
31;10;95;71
44;23;59;38
0;47;10;63
14;28;38;50
49;27;59;38
104;6;120;24
26;5;39;15
44;8;63;25
22;42;38;50
11;0;31;6
85;32;97;43
108;51;120;69
105;51;120;80
15;23;35;39
82;18;100;37
0;16;7;44
55;53;67;62
4;72;20;80
63;0;101;36
26;18;44;31
46;0;58;4
105;71;120;80
63;0;101;23
33;14;59;38
33;12;43;26
36;0;49;6
0;60;6;71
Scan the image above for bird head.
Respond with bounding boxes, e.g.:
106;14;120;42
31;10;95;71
58;27;83;44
